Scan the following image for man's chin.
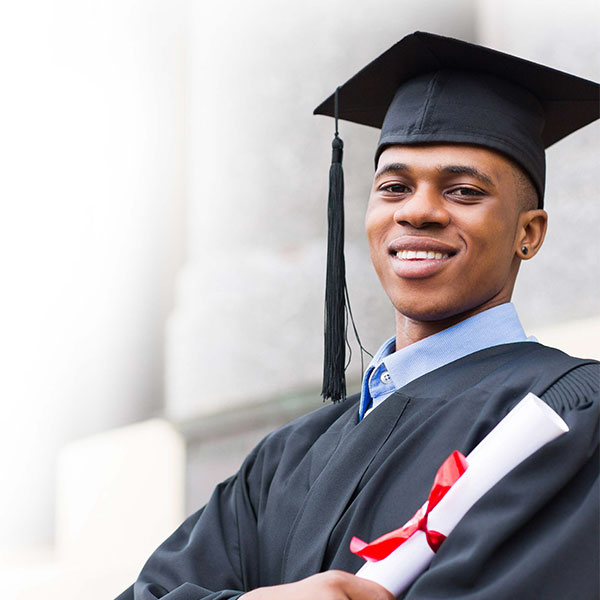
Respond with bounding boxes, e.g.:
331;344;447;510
393;303;461;324
392;300;485;327
392;294;511;330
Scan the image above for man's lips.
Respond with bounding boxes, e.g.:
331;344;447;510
387;237;458;278
388;237;459;259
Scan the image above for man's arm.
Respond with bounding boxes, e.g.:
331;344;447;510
115;439;393;600
117;477;249;599
403;364;600;599
117;364;598;599
241;571;393;600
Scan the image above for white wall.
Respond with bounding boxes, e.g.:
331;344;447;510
166;0;478;420
0;0;187;551
477;0;600;332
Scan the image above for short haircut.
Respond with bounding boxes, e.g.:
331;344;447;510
510;160;540;212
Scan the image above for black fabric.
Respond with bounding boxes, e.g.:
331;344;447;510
322;134;347;402
375;69;547;201
313;31;600;205
117;343;599;599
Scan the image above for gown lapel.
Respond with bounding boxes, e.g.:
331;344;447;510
280;392;411;582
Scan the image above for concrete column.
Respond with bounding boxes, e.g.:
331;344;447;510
0;0;186;552
167;0;478;421
477;0;600;332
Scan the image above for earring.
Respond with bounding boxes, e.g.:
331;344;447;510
521;246;529;256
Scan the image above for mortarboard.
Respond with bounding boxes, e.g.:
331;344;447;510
314;31;599;403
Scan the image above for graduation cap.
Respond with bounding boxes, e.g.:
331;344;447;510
315;31;599;403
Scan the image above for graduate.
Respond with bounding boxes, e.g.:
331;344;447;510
117;32;599;600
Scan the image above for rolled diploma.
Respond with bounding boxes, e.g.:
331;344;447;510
356;393;569;596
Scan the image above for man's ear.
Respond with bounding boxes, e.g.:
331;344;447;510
516;209;548;259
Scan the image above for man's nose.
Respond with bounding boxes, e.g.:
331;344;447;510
393;186;450;229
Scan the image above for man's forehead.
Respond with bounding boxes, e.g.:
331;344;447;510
375;144;511;177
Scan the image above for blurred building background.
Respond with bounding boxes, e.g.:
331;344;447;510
0;0;597;598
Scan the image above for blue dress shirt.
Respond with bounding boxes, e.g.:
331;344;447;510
358;303;535;419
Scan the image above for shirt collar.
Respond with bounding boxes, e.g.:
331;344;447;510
359;303;534;418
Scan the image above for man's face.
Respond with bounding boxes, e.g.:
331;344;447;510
365;144;528;325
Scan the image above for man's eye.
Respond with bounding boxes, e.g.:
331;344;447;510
449;187;484;197
381;183;410;193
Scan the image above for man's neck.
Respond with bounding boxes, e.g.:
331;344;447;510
394;300;512;350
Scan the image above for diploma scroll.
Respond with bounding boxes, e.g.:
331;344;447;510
355;393;569;596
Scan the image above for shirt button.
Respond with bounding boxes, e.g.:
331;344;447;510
380;371;392;384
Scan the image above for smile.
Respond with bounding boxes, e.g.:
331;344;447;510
396;250;449;260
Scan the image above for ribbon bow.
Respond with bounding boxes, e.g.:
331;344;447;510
350;450;468;561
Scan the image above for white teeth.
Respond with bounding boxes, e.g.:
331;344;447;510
395;250;449;260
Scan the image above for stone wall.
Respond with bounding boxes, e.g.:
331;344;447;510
166;0;477;421
172;0;599;515
478;0;600;330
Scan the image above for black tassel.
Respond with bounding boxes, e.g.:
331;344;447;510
321;88;347;403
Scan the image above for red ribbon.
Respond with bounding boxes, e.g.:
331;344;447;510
350;450;468;561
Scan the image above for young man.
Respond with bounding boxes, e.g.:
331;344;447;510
117;33;599;600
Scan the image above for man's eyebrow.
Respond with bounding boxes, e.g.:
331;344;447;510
373;162;410;179
439;165;495;187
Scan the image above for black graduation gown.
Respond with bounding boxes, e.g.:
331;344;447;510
117;342;599;600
